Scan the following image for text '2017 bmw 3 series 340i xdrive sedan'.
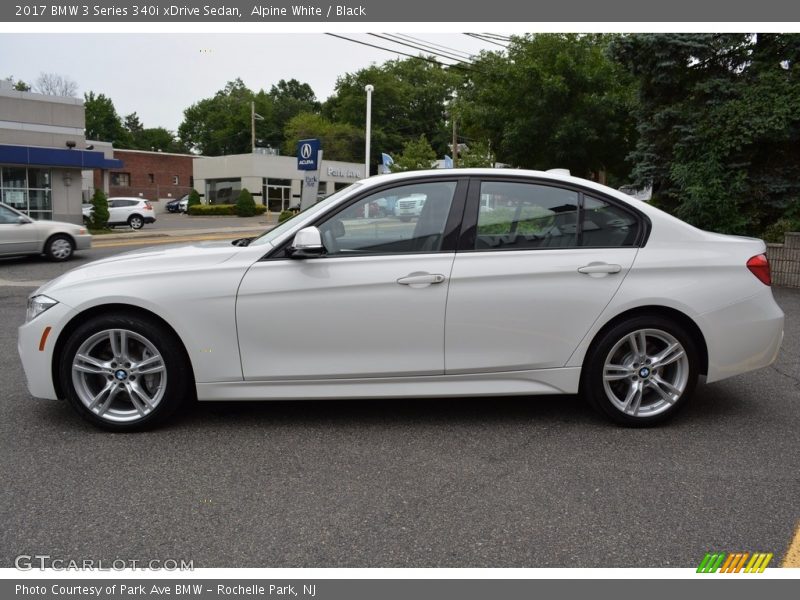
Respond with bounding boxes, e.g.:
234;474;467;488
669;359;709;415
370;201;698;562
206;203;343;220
18;169;784;430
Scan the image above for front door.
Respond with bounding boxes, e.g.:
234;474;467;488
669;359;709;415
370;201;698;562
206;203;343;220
236;180;464;380
0;204;39;255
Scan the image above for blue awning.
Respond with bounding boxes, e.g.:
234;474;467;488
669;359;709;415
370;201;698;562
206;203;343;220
0;144;123;169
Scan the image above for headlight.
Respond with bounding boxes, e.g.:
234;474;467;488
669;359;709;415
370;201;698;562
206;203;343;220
26;295;58;322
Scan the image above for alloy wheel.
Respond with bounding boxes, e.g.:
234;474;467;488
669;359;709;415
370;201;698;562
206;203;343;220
71;328;167;423
602;328;689;418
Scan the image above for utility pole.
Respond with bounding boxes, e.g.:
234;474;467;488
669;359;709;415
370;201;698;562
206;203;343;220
452;116;458;168
251;101;255;153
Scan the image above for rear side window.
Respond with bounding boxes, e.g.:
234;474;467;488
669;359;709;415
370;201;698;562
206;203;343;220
476;181;579;250
581;196;639;247
473;182;640;250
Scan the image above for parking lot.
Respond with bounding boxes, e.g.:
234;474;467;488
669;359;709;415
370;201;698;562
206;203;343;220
1;241;798;568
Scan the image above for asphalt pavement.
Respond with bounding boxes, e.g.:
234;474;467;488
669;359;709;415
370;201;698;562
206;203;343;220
0;242;798;568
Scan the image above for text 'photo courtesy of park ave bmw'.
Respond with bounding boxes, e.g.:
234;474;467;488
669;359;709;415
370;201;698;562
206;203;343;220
3;33;796;434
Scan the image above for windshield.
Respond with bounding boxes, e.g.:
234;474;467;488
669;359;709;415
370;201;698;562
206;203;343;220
248;184;362;247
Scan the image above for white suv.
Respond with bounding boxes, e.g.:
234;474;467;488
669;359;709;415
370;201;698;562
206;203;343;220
84;198;156;229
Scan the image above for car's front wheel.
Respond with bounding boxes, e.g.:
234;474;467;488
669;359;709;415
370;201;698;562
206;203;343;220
45;234;74;261
583;315;699;426
128;215;144;229
59;313;192;431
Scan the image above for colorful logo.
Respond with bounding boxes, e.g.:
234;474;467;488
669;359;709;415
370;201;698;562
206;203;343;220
697;552;773;573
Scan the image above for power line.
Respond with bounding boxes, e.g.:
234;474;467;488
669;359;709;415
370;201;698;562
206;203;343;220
391;34;477;60
368;33;475;66
325;33;480;74
464;33;508;48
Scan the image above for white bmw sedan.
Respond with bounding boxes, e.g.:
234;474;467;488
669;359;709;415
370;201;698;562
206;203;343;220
18;170;784;430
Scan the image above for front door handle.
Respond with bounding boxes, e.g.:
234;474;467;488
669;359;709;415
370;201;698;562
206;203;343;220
577;262;622;275
396;273;446;286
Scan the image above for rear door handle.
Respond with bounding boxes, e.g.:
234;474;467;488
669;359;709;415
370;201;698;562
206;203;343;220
396;273;446;286
577;263;622;275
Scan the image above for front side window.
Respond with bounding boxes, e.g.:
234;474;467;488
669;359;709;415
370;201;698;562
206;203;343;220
0;204;22;224
317;181;457;255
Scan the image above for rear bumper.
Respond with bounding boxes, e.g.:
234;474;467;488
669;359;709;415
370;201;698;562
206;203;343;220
144;216;156;224
699;287;784;383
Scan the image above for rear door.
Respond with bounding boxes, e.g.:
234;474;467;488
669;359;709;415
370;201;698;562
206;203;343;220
444;178;642;373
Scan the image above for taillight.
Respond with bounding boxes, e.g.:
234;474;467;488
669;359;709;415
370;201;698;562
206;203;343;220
747;254;771;286
144;202;153;211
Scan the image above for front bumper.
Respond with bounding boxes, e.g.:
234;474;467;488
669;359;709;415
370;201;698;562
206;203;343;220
74;233;92;251
17;301;76;400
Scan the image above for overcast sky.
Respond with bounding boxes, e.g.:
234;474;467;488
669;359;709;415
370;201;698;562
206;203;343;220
0;33;504;132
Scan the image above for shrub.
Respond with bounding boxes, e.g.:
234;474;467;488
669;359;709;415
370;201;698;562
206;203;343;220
187;189;201;209
236;188;256;217
188;204;235;215
89;189;109;229
278;210;295;223
763;218;800;243
187;204;265;216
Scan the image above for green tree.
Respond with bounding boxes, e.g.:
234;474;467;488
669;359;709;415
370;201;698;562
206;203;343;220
187;189;201;209
84;91;129;145
456;140;495;168
235;188;256;217
89;188;109;230
324;58;463;171
611;33;800;235
390;135;437;172
5;76;31;91
459;34;637;182
283;112;363;161
178;78;320;155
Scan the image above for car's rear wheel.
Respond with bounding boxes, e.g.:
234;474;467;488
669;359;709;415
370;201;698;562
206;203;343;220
583;315;698;426
59;313;192;431
45;234;74;261
128;215;144;229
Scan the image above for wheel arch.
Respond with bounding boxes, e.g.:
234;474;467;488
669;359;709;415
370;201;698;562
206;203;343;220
582;305;709;377
51;303;195;400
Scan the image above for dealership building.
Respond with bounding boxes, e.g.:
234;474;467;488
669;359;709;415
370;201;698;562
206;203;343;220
193;152;364;212
0;81;121;223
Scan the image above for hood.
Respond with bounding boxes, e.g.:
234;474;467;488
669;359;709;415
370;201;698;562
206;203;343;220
35;240;244;297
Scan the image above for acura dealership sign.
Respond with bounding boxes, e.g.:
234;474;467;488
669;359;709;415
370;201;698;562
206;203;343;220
297;138;320;171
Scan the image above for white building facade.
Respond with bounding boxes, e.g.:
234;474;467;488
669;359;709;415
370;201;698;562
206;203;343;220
193;153;364;212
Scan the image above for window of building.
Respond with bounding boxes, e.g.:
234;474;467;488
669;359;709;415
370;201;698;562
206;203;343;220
264;178;292;212
206;178;242;205
173;175;179;185
111;172;130;186
0;167;52;220
148;173;155;184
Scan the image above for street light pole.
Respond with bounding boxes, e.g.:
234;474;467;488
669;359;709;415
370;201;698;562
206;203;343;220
251;101;256;153
364;84;374;178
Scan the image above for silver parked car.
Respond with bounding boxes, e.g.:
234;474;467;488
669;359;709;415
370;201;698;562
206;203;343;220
0;201;91;261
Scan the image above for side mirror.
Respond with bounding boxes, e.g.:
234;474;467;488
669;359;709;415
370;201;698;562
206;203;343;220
288;226;325;258
17;216;31;224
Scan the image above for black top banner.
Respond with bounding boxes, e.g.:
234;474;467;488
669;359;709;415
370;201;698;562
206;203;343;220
4;0;800;22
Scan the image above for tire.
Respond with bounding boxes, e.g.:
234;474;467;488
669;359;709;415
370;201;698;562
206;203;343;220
582;315;699;427
128;215;144;229
45;234;74;262
58;313;193;431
